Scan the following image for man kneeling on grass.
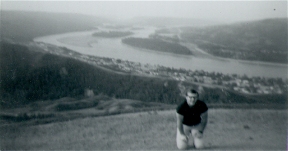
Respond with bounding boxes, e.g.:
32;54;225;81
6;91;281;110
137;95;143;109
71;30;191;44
176;89;208;150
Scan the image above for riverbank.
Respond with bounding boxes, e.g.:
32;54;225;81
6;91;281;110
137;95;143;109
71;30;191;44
28;41;287;96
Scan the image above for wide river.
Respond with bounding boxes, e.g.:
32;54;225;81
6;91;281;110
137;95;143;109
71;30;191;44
34;27;287;79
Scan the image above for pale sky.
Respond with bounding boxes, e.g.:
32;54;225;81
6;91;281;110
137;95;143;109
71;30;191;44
1;1;287;23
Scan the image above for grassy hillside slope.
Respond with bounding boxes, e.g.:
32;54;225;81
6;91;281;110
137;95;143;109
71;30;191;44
0;109;286;150
0;11;106;42
0;97;175;125
180;18;288;63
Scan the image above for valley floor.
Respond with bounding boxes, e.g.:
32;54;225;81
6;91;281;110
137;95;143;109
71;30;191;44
0;109;286;150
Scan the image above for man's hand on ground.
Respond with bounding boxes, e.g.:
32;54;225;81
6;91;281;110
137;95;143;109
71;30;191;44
194;131;203;138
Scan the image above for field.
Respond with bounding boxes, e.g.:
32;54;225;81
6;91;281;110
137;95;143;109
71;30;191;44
0;109;286;150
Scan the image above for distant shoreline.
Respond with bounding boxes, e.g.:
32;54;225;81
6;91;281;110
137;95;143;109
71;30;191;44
183;42;288;67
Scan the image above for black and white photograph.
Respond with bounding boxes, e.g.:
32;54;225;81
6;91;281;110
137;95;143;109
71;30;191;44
0;0;287;150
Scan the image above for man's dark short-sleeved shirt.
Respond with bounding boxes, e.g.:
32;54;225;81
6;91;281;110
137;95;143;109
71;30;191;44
176;100;208;126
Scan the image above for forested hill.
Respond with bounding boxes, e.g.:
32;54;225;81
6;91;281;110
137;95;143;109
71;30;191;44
0;42;183;108
0;11;108;42
127;16;222;26
180;18;288;63
1;41;286;109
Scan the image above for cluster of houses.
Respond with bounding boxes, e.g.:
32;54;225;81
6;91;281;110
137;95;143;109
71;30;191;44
86;56;285;95
34;42;286;95
231;79;283;94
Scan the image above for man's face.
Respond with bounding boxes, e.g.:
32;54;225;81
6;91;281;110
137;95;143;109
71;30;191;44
186;92;198;107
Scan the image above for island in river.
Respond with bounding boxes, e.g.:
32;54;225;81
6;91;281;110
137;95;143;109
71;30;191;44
92;31;134;38
122;37;192;55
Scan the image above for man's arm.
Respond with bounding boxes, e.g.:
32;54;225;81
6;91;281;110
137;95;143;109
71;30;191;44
176;112;185;136
199;111;208;132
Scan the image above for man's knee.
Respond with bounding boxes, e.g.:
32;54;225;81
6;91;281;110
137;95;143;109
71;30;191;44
194;138;204;149
192;130;204;149
176;138;188;150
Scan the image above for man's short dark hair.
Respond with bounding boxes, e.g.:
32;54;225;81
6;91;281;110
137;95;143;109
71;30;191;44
187;89;199;97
